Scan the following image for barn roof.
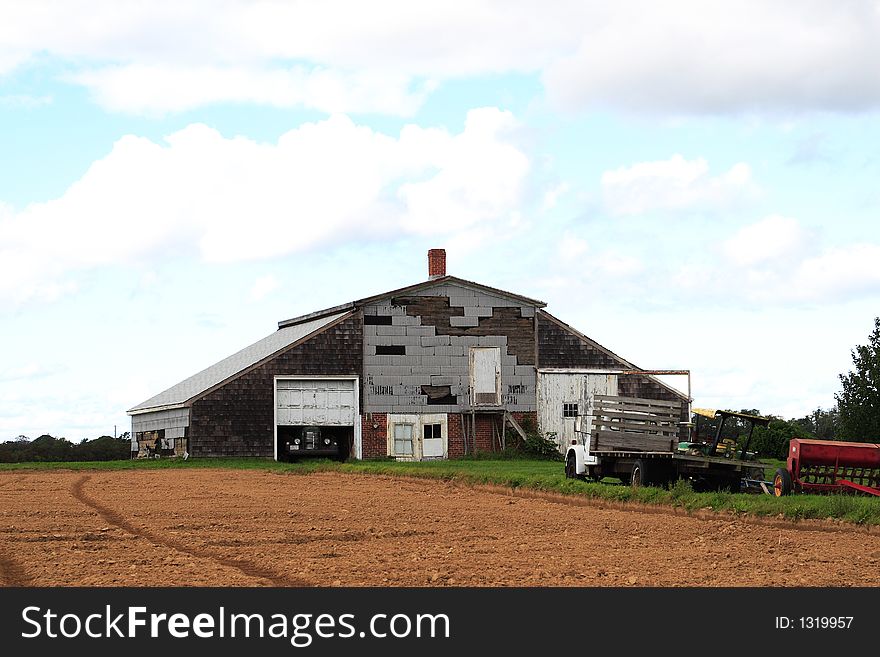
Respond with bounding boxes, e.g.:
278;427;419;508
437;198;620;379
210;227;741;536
128;310;351;414
277;275;545;329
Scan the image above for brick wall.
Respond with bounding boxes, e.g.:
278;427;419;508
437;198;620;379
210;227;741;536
448;414;464;458
448;411;537;457
361;412;388;458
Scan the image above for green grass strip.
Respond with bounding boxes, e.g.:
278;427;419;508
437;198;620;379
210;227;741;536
2;457;879;526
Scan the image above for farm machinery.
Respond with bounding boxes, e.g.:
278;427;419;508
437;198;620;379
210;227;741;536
565;395;768;491
563;370;880;497
772;438;880;497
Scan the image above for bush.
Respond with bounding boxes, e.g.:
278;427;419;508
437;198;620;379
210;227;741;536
520;432;563;460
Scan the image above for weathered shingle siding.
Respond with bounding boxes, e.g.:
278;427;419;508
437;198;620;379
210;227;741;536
537;313;689;437
189;314;363;457
537;314;622;369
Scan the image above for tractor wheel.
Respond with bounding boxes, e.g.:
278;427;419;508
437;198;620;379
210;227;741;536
631;459;649;488
773;468;792;497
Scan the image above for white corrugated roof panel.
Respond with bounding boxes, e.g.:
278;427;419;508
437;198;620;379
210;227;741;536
128;311;350;414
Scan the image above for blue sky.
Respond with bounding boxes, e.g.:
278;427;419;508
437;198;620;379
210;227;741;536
2;1;879;440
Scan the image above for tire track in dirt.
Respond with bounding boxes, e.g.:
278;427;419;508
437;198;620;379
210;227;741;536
0;549;31;586
70;475;308;587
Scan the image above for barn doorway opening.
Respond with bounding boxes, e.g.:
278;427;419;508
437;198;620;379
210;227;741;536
274;376;361;460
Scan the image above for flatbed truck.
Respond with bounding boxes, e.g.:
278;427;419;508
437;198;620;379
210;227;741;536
564;397;768;491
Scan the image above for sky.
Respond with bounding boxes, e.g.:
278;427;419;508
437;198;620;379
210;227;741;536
1;1;879;441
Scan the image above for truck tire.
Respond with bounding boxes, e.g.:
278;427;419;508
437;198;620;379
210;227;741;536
652;465;674;489
773;468;792;497
631;459;649;487
334;437;350;462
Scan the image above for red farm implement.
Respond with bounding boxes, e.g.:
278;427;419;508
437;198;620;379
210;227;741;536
773;438;880;497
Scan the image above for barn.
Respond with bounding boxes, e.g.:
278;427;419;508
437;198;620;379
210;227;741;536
128;249;688;460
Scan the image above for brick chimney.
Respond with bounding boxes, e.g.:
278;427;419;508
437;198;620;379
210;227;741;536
428;249;446;279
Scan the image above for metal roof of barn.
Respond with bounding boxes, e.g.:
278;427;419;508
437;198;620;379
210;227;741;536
128;310;351;415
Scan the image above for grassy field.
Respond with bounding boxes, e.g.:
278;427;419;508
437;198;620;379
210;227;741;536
3;456;879;526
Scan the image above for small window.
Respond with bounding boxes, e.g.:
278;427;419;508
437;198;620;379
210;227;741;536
393;424;414;456
563;402;578;418
364;315;393;325
423;423;442;440
376;345;406;355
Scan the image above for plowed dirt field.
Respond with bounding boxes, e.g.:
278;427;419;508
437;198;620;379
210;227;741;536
1;469;878;586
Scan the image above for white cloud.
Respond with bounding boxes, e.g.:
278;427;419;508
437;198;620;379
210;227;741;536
0;108;530;307
594;252;644;276
543;213;880;309
397;109;528;233
684;217;880;304
722;215;809;266
3;2;880;115
70;65;435;117
542;181;570;210
0;94;52;108
0;362;56;382
601;155;755;215
543;0;880;114
249;275;280;302
558;234;589;262
788;244;880;302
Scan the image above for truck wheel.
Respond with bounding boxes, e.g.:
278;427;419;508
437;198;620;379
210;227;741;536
334;439;350;463
631;459;649;487
773;468;792;497
565;452;579;480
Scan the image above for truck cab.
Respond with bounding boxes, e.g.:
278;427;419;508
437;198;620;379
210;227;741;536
279;425;349;461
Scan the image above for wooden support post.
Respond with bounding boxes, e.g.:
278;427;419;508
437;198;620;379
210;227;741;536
504;411;527;441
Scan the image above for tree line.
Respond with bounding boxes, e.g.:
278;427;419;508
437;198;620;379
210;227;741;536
0;433;132;463
698;316;880;460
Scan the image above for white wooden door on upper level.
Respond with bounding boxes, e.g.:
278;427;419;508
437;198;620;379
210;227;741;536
470;347;501;406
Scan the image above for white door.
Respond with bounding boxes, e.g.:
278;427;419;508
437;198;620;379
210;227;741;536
387;413;448;460
276;379;356;426
470;347;501;406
